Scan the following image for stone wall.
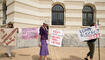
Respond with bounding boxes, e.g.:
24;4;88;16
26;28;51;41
62;34;105;47
5;0;105;27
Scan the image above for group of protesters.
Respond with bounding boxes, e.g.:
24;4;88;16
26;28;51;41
0;21;97;60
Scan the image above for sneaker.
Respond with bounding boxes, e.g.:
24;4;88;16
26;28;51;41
4;53;9;57
84;58;88;60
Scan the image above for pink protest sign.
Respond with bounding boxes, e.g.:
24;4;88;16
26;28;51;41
21;28;38;40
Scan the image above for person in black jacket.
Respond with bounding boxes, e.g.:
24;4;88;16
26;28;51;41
84;23;97;60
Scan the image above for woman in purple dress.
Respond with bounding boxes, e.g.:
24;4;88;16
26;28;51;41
39;22;49;60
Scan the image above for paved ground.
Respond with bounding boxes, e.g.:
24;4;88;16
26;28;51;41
0;46;105;60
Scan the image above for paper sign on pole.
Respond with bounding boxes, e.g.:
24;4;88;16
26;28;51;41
49;29;64;47
78;25;100;42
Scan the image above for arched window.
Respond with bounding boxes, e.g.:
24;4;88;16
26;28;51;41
52;4;64;25
82;6;94;26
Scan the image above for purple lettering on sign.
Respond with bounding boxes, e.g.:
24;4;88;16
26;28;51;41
21;28;38;40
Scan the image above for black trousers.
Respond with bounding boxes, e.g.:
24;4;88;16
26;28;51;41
87;42;95;59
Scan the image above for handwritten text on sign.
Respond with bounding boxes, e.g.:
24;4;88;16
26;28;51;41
16;28;39;48
49;29;64;47
0;28;17;46
21;28;38;40
78;25;100;41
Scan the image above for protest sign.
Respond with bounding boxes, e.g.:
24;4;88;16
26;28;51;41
78;25;100;42
49;29;64;47
0;28;18;46
21;28;38;40
17;28;38;48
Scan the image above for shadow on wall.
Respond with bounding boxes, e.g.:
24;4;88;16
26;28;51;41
61;56;83;60
32;55;52;60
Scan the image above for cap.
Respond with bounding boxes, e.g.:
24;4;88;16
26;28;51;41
43;20;49;25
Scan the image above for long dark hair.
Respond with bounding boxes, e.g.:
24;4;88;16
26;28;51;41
7;22;14;28
90;23;95;27
46;26;49;30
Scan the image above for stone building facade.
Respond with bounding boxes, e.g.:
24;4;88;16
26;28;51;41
0;0;105;47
